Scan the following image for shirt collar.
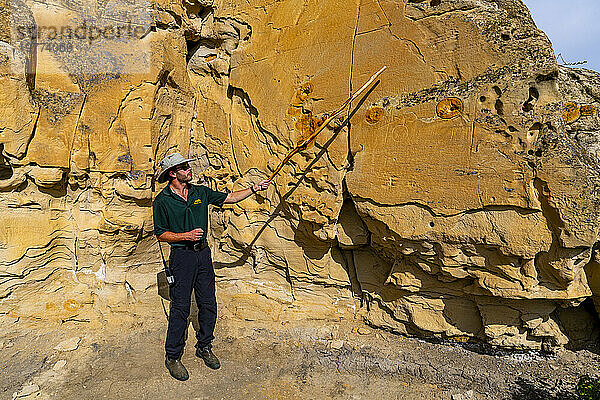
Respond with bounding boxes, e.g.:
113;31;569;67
165;183;196;200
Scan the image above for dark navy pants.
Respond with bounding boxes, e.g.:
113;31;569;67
165;246;216;359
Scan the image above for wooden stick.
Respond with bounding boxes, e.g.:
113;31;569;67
267;66;387;181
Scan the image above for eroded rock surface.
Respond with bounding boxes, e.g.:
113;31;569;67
1;0;600;350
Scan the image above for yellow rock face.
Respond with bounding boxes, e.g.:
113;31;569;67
1;0;599;349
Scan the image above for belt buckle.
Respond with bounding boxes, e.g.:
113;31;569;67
193;241;202;251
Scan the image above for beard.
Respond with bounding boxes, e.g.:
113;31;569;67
176;170;192;183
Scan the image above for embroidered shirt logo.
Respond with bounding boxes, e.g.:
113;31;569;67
193;199;202;205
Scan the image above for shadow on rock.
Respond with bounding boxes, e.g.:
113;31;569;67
509;377;574;400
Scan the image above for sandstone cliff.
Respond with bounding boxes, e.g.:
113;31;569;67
1;0;599;350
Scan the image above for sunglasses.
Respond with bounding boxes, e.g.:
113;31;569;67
174;163;191;171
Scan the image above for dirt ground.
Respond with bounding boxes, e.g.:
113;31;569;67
2;312;600;400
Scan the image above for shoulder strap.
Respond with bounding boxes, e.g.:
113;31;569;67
152;180;169;271
157;239;168;270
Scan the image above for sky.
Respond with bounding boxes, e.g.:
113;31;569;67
522;0;600;72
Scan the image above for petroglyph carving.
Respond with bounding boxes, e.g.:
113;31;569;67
365;107;384;124
436;97;464;119
267;67;385;180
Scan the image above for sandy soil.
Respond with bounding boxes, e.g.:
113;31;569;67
2;313;600;400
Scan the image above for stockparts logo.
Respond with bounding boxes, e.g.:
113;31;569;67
4;0;153;76
193;199;202;205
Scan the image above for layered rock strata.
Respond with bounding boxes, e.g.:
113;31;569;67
1;0;599;350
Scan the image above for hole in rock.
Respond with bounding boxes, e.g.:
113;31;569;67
529;87;539;100
430;0;441;6
0;166;12;180
0;145;13;180
522;87;539;112
528;122;542;138
336;197;370;250
535;70;558;83
186;38;220;62
553;297;600;350
494;129;511;141
429;221;435;228
494;99;504;116
479;96;486;103
582;297;600;325
184;3;212;20
501;33;510;41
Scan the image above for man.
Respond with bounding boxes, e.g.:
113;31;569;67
152;152;271;381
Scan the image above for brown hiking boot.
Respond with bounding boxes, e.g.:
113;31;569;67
196;345;220;369
165;357;189;381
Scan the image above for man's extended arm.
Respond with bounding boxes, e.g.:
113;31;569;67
223;179;271;204
157;228;204;243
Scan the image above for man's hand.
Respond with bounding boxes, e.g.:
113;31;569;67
184;228;204;241
224;179;273;204
252;179;272;192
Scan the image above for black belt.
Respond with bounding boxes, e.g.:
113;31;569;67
181;240;208;251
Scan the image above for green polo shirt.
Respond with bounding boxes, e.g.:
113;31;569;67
152;183;228;247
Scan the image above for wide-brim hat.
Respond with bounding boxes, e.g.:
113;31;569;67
156;152;195;183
